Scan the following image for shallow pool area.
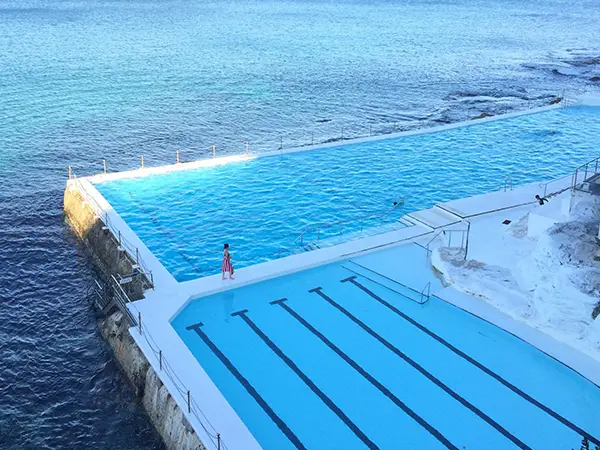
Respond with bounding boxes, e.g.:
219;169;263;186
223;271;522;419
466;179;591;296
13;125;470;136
94;105;600;281
171;243;600;450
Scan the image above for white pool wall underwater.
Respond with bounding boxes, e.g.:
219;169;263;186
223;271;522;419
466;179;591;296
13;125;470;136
65;93;600;450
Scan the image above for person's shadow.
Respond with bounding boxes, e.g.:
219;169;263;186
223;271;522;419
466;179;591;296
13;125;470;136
222;290;235;323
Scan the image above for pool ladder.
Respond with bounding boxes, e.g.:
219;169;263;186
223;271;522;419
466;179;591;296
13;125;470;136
503;175;513;192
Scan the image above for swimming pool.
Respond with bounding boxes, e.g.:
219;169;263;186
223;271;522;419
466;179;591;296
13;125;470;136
171;243;600;450
95;106;600;281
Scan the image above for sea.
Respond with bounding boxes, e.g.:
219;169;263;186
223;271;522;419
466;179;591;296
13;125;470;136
0;0;599;448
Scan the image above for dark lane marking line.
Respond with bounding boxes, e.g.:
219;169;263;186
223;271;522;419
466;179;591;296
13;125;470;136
309;287;532;450
270;298;459;450
231;309;380;450
185;322;307;450
342;276;600;446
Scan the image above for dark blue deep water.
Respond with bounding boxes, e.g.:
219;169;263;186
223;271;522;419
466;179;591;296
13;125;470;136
1;0;599;448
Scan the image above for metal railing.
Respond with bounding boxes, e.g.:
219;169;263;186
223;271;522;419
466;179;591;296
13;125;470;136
420;282;431;304
68;169;154;290
295;203;405;247
539;173;575;198
425;222;471;260
90;280;228;450
81;90;578;177
503;176;513;192
572;156;600;191
345;260;432;304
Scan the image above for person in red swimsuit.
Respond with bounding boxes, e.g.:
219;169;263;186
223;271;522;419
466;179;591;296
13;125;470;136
222;243;235;280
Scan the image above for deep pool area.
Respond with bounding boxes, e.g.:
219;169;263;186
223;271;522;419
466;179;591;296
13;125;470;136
95;106;600;282
171;243;600;450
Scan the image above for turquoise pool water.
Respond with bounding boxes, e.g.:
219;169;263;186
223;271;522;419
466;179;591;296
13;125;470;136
95;106;600;281
171;244;600;450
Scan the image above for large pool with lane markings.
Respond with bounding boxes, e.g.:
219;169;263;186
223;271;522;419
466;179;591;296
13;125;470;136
171;244;600;450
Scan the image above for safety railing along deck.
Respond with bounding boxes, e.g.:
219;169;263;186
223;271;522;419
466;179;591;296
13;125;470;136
78;91;577;179
572;156;600;192
68;169;155;291
424;222;471;260
88;278;228;450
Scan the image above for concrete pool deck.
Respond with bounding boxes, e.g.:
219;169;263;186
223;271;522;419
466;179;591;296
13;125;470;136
65;94;600;450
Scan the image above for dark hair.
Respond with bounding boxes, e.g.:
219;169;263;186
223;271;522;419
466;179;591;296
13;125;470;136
224;243;229;249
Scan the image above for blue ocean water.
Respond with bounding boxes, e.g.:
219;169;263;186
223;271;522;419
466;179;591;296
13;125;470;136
1;0;600;447
171;244;600;449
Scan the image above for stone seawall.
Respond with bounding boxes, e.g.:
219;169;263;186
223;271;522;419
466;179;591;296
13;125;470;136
64;183;205;450
100;312;205;450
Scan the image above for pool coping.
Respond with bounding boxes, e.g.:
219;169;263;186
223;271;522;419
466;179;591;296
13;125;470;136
68;96;600;450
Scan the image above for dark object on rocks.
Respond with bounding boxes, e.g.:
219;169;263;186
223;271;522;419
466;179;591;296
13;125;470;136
550;97;562;105
471;112;494;120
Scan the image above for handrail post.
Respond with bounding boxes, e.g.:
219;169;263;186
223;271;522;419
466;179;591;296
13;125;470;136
68;166;72;179
217;433;221;450
103;159;107;174
136;248;140;265
464;221;471;260
187;391;191;414
141;155;144;169
212;145;216;158
118;230;122;247
176;150;180;164
138;312;142;335
159;350;162;370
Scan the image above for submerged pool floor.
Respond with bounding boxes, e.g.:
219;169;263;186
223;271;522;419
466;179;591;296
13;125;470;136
96;106;600;281
171;244;600;450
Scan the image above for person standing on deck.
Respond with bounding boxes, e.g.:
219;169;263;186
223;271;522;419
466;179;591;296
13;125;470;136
222;243;235;280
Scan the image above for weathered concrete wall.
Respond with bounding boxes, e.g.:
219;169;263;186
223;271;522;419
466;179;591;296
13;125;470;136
65;184;205;450
100;312;206;450
64;185;144;299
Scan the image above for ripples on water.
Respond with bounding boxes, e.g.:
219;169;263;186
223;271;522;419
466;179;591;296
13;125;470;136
0;0;599;447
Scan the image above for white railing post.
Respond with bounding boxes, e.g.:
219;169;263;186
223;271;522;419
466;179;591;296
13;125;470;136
212;145;216;158
68;166;72;179
103;159;107;174
176;150;180;164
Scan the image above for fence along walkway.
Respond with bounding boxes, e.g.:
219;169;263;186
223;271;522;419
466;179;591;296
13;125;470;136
69;170;230;449
68;168;154;291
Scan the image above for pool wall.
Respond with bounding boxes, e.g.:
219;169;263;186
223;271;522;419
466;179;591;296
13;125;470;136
64;94;600;450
